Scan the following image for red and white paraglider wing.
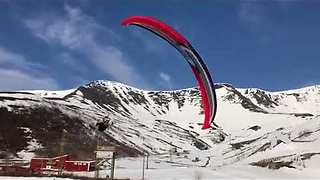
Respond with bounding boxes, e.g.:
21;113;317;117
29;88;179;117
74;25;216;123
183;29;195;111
122;16;217;129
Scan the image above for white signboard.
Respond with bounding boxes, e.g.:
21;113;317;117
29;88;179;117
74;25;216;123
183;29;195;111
96;151;113;159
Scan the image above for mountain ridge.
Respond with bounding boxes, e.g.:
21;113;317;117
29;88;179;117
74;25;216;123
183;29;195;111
0;80;320;171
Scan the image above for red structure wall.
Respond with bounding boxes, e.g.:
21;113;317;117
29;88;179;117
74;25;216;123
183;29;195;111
0;165;32;176
64;161;95;172
30;154;94;172
0;154;95;176
30;154;70;171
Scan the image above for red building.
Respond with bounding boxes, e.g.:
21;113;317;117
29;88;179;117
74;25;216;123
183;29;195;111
64;160;95;172
30;154;95;172
0;165;32;176
30;154;70;171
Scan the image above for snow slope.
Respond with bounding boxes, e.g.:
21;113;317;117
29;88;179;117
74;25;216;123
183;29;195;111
1;80;320;179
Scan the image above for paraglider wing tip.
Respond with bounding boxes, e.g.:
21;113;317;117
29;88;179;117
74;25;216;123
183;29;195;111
121;16;147;26
121;17;131;26
121;15;190;46
201;124;211;130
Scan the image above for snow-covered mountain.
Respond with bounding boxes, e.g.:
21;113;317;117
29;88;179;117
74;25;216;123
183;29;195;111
1;80;320;172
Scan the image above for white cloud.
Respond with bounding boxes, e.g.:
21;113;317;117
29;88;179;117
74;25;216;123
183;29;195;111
238;3;264;31
24;6;96;49
159;72;172;89
0;47;43;71
24;5;150;88
129;28;169;55
59;52;88;74
89;46;149;87
159;72;171;82
238;3;274;45
0;47;25;63
0;68;59;91
0;47;59;91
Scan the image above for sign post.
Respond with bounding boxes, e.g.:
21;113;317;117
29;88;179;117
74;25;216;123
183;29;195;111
95;146;117;179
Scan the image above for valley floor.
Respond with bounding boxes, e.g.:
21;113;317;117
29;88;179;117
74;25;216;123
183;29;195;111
90;156;320;180
1;163;320;180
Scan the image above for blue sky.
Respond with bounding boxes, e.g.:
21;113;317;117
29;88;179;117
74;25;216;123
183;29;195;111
0;1;319;91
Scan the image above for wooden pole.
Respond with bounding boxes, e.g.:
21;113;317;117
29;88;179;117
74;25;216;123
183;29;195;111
95;160;99;179
95;147;99;178
110;152;115;180
142;155;145;180
146;154;149;169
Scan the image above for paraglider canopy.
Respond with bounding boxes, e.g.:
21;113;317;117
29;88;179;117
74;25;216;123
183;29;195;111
122;16;217;129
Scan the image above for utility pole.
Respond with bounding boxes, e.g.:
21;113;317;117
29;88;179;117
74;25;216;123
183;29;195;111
94;142;100;179
94;158;99;178
60;129;67;155
110;152;116;180
142;155;145;180
146;154;149;169
59;129;67;176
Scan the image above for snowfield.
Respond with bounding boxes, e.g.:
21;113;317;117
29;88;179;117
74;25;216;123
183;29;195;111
1;81;320;179
0;178;73;180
